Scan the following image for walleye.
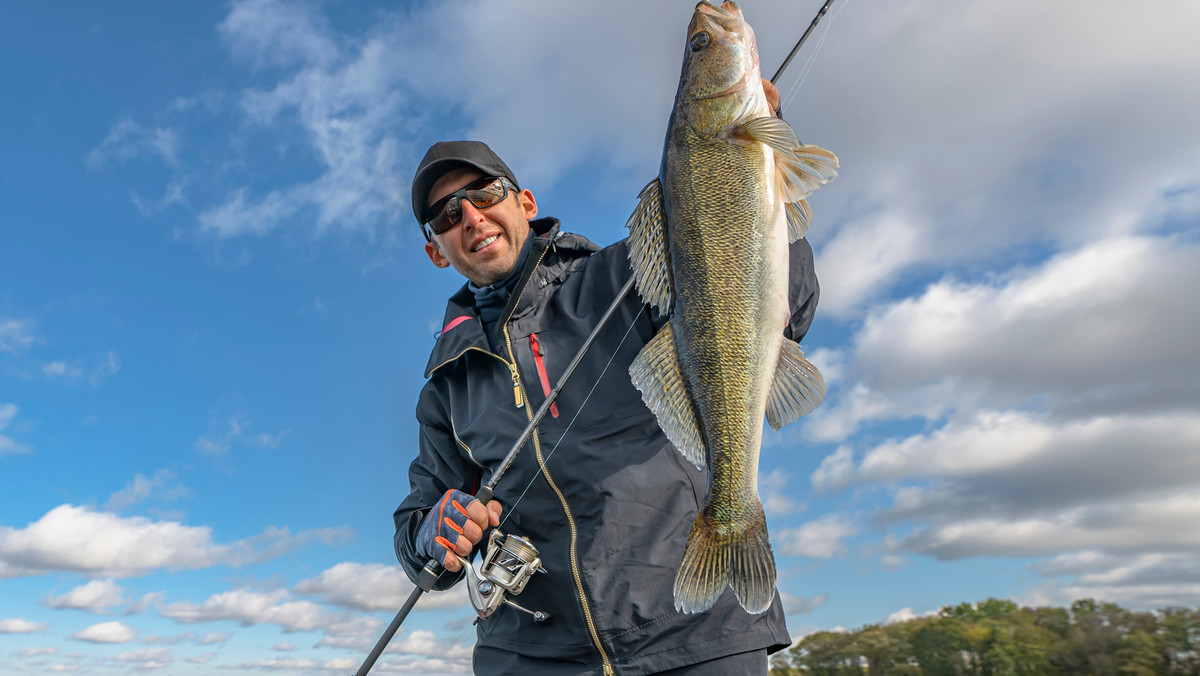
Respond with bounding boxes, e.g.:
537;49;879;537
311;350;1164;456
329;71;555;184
626;1;837;614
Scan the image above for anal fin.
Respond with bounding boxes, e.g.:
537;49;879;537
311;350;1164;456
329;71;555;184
629;322;705;469
765;340;826;431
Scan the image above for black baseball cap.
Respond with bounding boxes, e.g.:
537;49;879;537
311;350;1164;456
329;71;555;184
410;140;520;226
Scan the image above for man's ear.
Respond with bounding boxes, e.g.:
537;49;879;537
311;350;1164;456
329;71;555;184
518;189;538;221
425;240;451;269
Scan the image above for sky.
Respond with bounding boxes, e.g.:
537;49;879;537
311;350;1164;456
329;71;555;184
2;0;1199;673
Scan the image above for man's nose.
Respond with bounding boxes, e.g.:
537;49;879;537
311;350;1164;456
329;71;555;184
460;200;487;228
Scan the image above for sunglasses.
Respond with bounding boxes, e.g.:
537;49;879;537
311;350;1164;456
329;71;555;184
423;176;515;238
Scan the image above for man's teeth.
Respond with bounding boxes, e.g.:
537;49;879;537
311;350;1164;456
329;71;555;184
473;235;499;252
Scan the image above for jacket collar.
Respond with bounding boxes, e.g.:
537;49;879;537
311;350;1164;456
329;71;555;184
424;218;599;378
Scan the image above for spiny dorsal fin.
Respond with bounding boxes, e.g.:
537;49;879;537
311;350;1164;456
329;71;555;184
625;177;674;314
628;322;705;469
765;340;826;430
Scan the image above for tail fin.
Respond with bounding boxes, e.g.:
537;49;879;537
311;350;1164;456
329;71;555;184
673;504;777;614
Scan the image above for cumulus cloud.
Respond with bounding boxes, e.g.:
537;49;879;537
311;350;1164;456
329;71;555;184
45;579;127;611
16;645;58;657
810;234;1200;442
780;591;829;616
160;587;380;642
112;647;172;668
70;621;137;644
294;561;468;612
776;514;858;558
0;504;350;579
759;467;805;516
0;617;49;633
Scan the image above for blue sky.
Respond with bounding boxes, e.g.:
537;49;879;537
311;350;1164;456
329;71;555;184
3;0;1200;673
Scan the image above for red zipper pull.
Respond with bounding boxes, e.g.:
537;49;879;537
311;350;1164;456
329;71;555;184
529;333;559;418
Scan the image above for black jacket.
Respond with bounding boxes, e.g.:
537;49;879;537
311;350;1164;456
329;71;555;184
394;218;819;675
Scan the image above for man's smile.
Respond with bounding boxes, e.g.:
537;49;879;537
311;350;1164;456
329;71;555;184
472;234;500;253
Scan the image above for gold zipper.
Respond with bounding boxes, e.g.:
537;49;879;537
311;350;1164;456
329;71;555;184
499;243;613;675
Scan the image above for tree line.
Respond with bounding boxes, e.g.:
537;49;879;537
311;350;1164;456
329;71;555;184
768;598;1200;675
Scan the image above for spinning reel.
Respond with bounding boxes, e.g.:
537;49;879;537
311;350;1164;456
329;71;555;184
452;529;551;623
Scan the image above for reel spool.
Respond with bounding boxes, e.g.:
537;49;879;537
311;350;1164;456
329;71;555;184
454;530;550;623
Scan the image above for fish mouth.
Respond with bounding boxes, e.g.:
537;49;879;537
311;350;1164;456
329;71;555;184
695;0;743;20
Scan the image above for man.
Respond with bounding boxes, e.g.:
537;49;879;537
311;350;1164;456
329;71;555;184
393;83;819;676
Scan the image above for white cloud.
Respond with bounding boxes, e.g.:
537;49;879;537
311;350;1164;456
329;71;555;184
776;514;857;558
198;631;230;645
159;588;379;640
0;317;36;354
0;403;31;457
45;579;127;611
0;504;350;579
271;642;294;651
759;467;804;516
0;617;49;633
895;488;1200;562
186;652;216;664
294;562;467;613
70;621;137;644
16;645;58;657
88;351;120;386
779;591;828;616
195;409;291;456
84;118;180;170
882;606;937;625
105;469;189;511
814;234;1200;442
112;647;172;667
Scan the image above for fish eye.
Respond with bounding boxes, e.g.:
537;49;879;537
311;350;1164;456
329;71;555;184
690;32;710;52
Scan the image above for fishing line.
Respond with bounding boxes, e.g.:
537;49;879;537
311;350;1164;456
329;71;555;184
781;0;852;113
498;303;647;529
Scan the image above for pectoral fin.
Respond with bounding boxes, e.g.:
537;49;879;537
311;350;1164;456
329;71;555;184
736;116;801;155
775;143;839;203
629;322;705;469
625;177;674;314
765;340;826;430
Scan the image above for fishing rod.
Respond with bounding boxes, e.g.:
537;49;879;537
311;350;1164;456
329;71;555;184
770;0;837;86
354;2;837;672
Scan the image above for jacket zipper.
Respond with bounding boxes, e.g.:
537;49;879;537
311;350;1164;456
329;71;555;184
529;332;559;418
501;247;613;676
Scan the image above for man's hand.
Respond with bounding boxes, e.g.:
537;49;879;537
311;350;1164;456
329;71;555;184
762;78;781;117
415;489;504;572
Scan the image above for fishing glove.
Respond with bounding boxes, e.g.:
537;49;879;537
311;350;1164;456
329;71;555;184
415;489;477;562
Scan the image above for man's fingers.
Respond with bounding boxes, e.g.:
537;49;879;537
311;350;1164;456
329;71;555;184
761;78;780;115
460;519;484;545
442;549;461;572
464;499;490;528
487;501;503;527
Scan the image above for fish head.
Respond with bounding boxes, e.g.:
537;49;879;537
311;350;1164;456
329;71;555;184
675;1;764;137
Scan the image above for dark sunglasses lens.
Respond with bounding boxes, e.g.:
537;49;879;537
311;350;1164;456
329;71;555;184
426;177;507;235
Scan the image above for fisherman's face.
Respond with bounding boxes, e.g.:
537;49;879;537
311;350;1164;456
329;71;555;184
424;167;537;286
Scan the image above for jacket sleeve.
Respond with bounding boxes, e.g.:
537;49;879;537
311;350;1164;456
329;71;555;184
392;382;475;590
784;236;820;344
